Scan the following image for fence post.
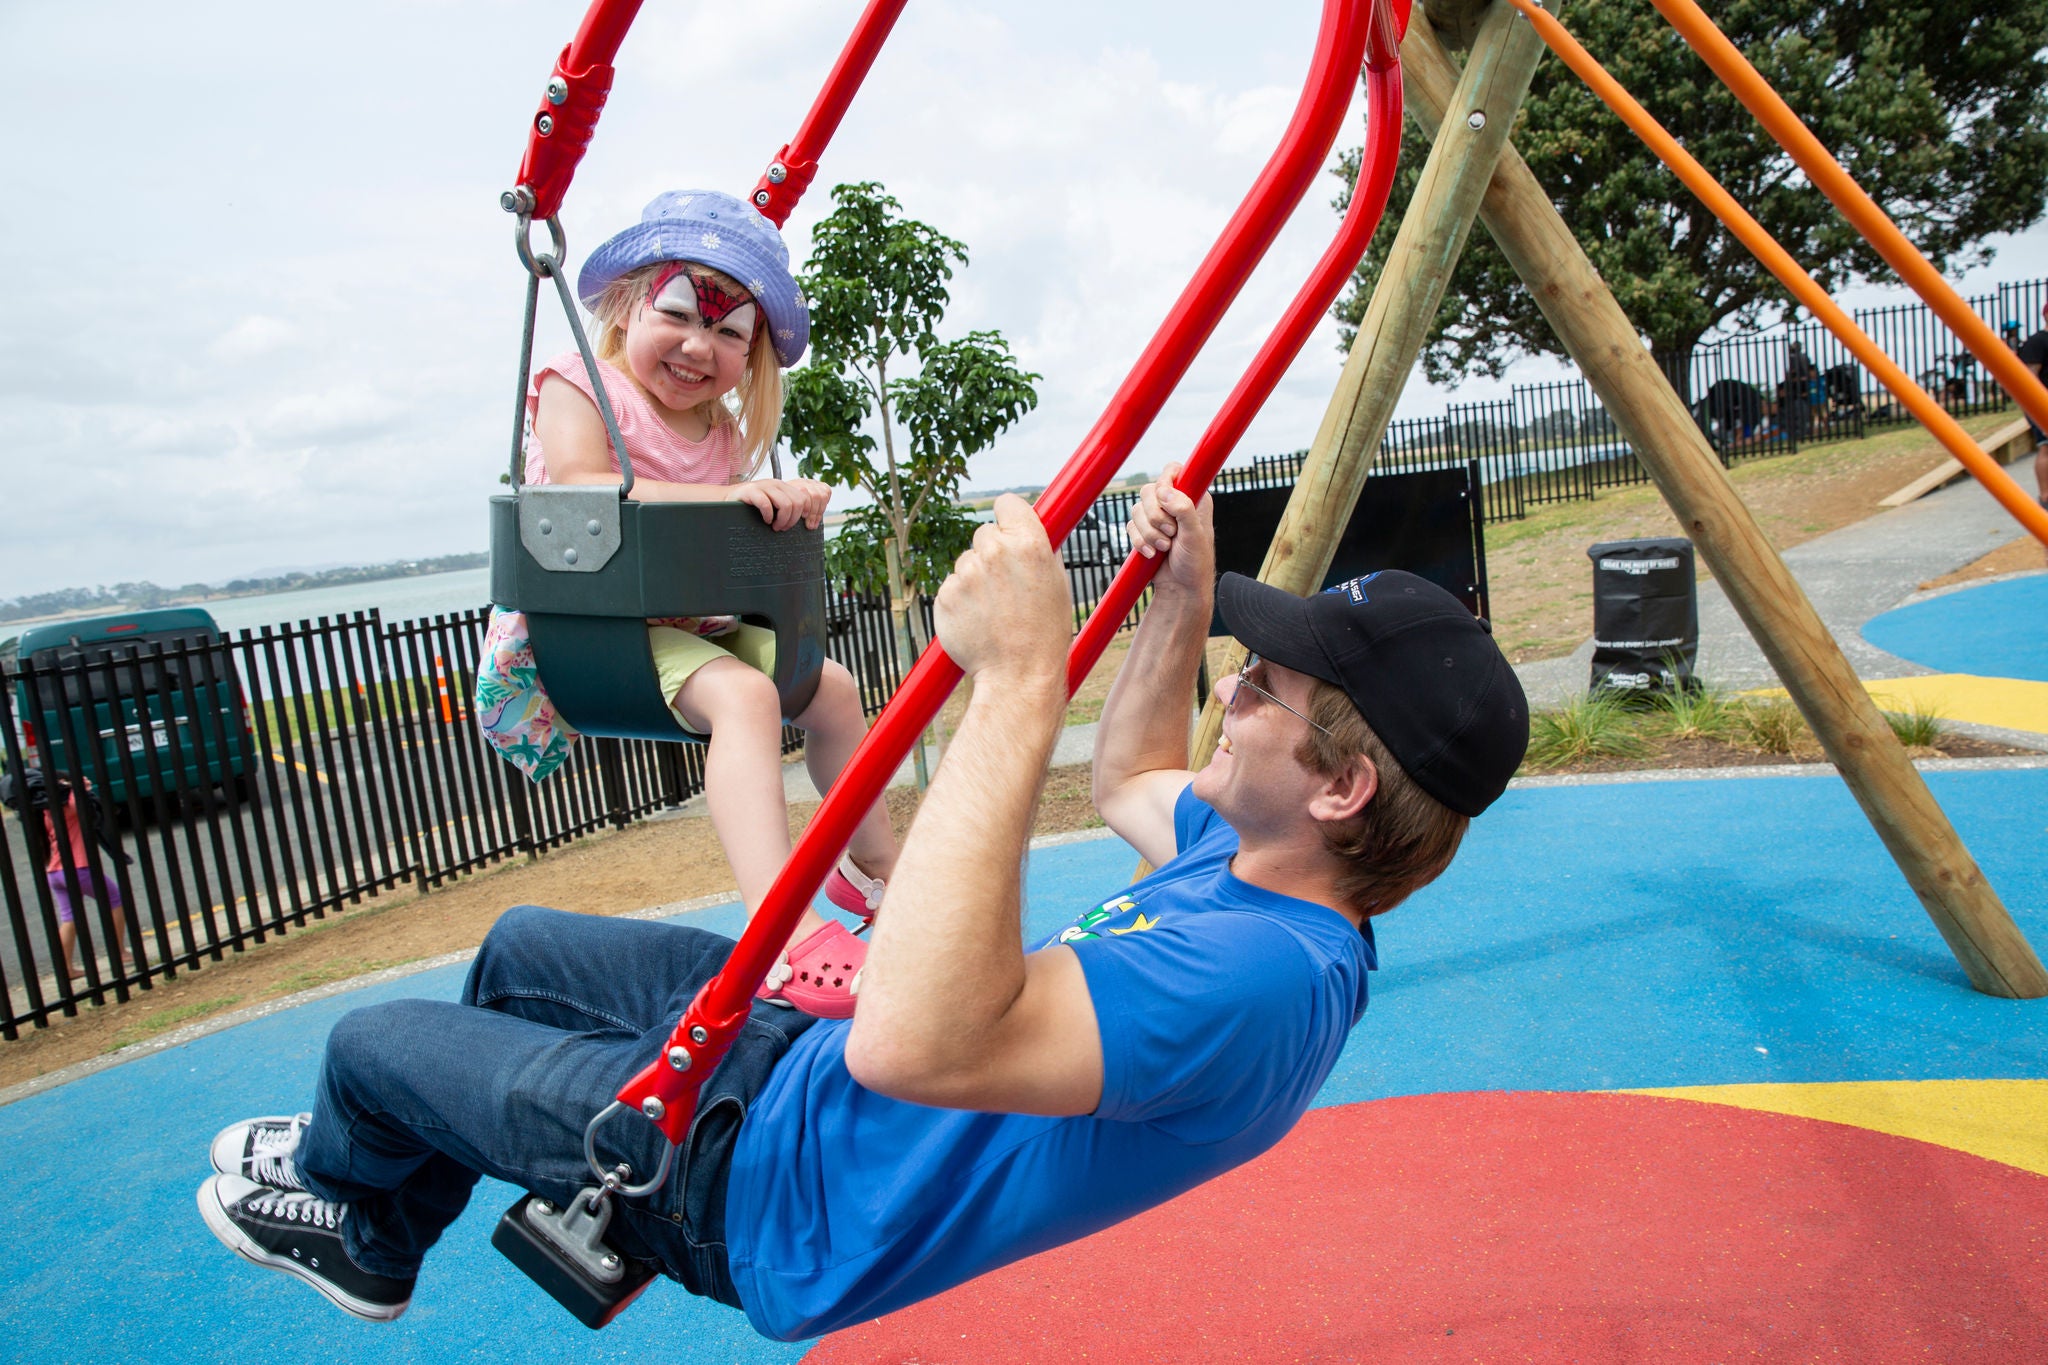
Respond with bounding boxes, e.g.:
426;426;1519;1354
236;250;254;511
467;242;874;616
596;738;631;831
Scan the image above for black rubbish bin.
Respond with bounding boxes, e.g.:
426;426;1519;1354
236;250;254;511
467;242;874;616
1587;537;1698;696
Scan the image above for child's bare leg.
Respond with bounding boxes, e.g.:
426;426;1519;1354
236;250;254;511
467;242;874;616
792;661;900;883
672;657;828;945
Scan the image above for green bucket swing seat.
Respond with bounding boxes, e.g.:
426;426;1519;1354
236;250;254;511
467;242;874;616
488;486;827;744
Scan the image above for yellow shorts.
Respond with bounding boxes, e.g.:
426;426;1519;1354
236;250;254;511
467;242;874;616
649;623;778;724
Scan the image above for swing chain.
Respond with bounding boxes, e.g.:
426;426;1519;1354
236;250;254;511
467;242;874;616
503;209;638;497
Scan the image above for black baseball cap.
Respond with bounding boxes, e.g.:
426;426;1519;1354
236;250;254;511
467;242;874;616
1215;570;1529;816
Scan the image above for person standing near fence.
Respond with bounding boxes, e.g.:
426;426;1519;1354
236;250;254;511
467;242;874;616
2018;298;2048;509
1780;340;1818;441
38;774;131;979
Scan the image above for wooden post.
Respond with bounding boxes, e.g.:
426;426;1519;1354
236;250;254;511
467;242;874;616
1421;0;1496;52
1183;0;1550;770
1398;23;2048;997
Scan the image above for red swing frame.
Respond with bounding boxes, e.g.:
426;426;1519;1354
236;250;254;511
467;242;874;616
505;0;1410;1145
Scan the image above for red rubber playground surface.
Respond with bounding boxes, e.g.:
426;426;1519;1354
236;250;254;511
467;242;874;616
4;763;2047;1362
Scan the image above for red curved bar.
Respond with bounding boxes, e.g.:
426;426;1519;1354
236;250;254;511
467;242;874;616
751;0;912;225
1066;51;1408;693
620;0;1389;1143
512;0;647;220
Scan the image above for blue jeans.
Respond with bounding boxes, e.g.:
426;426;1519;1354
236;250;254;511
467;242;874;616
293;905;815;1307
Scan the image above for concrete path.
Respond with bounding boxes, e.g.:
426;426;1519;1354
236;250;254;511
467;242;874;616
1512;470;2045;736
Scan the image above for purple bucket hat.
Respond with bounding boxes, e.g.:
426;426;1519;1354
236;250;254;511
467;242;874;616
577;190;810;368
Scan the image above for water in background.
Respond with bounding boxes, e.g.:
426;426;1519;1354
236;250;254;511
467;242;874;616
5;568;495;643
202;569;492;634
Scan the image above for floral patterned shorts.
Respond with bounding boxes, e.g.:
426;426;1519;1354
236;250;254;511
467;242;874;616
474;607;742;781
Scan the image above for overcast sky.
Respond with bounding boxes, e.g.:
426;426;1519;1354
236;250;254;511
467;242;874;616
6;0;2045;599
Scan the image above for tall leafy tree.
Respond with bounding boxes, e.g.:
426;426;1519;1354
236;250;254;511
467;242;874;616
1331;0;2048;398
783;183;1040;629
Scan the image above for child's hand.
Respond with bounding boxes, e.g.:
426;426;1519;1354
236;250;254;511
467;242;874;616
732;478;832;531
1126;462;1213;595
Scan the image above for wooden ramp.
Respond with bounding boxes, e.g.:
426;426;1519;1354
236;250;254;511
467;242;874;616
1879;417;2036;508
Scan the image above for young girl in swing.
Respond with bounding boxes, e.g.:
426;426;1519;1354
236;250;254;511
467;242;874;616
476;190;893;1018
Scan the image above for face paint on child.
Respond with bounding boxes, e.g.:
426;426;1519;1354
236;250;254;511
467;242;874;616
647;265;759;343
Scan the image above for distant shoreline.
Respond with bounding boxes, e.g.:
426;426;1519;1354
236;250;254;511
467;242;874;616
1;554;489;632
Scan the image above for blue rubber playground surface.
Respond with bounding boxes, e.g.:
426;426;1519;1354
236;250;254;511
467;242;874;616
1864;573;2048;682
5;762;2047;1362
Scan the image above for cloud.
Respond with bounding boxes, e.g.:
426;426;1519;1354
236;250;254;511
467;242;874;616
209;315;301;361
9;0;2044;605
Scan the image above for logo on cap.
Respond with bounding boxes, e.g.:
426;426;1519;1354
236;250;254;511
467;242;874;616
1328;572;1381;604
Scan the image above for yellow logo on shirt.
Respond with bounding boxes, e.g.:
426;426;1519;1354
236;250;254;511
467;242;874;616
1055;895;1158;944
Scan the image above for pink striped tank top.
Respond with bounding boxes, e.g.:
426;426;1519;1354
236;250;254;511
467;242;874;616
522;351;747;488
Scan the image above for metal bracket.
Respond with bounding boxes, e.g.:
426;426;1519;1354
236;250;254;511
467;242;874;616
519;485;622;573
521;1188;631;1285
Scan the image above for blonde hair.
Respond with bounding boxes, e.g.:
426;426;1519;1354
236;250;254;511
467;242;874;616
589;261;785;476
1294;679;1470;919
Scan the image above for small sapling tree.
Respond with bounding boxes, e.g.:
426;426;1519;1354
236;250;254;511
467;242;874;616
783;182;1040;651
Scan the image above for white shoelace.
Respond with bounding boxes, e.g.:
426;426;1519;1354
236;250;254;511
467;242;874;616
246;1187;345;1232
247;1114;310;1190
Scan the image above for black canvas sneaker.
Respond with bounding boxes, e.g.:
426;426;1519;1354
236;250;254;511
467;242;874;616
209;1113;310;1190
198;1174;414;1321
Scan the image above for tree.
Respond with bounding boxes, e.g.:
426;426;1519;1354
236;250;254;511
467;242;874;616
783;183;1040;619
1331;0;2048;400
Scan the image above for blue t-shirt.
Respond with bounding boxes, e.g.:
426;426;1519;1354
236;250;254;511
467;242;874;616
723;787;1375;1341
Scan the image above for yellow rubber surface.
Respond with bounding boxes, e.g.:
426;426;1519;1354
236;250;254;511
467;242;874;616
1624;1078;2048;1176
1750;673;2048;736
1859;673;2048;737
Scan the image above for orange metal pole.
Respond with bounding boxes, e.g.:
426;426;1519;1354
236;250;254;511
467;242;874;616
1504;0;2048;548
1647;0;2048;439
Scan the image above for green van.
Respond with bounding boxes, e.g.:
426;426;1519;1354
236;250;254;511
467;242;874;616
9;608;253;805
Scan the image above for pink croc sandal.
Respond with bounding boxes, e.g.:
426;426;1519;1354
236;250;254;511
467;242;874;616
756;921;866;1019
824;857;885;928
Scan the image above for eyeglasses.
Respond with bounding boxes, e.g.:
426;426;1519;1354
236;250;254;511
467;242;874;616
1225;653;1333;737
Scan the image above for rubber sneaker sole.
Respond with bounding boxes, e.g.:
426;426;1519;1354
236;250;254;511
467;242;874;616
197;1175;411;1323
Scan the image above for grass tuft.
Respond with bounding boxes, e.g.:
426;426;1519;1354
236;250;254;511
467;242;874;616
1523;692;1651;770
1647;684;1741;743
1882;702;1945;749
1737;699;1810;755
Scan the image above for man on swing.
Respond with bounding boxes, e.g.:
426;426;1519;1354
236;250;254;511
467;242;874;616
198;467;1528;1337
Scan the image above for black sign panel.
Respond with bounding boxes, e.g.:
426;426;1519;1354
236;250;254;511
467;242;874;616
1206;466;1485;637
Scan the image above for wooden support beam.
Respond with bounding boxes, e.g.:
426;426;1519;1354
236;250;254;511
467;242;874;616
1422;0;1495;52
1398;25;2048;997
1180;0;1549;788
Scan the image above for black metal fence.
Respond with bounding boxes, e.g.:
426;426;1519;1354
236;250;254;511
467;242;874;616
1373;276;2048;524
0;537;1162;1036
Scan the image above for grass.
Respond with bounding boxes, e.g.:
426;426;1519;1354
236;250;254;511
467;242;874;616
1645;684;1742;743
109;993;243;1051
1519;686;1859;772
1523;691;1652;769
275;957;400;995
1737;700;1811;755
1883;703;1946;748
